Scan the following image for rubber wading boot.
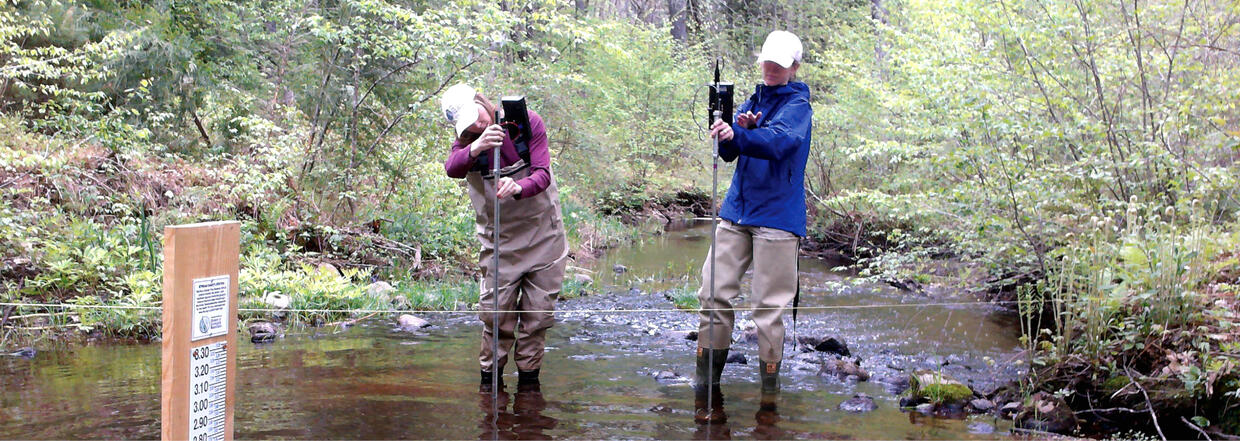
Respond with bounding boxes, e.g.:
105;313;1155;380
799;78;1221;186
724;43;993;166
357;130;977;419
480;370;504;392
694;347;729;424
759;361;781;395
518;369;540;386
755;392;780;426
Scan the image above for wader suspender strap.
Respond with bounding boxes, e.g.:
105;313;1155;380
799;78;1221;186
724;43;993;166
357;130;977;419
792;238;801;351
472;126;532;175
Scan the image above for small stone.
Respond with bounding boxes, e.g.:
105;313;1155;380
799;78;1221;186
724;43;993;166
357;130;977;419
398;314;429;330
654;370;678;380
970;398;996;412
573;273;593;285
613;264;628;274
725;353;747;364
649;404;674;414
839;394;878;413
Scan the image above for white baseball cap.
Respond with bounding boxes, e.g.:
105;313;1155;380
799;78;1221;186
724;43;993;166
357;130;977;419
440;83;482;138
755;30;803;68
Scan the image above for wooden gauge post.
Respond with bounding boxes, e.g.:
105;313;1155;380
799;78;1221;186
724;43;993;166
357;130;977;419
160;221;239;441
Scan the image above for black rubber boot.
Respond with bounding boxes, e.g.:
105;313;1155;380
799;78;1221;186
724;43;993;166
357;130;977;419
694;347;729;389
694;347;729;424
480;370;504;392
759;360;781;395
518;369;540;387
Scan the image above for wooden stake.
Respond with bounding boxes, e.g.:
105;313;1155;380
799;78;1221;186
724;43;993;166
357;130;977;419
161;221;239;441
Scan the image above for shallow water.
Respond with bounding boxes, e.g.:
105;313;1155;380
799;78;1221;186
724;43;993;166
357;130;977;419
0;223;1024;439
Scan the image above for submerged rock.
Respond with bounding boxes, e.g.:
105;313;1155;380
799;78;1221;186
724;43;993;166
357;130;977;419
839;394;878;413
613;264;628;274
968;422;995;434
248;322;280;343
398;314;429;330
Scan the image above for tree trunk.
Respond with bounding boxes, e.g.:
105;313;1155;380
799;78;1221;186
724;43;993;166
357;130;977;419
872;0;888;78
667;0;686;42
575;0;588;18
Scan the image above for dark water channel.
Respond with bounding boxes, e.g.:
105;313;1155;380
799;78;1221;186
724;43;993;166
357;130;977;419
1;223;1024;439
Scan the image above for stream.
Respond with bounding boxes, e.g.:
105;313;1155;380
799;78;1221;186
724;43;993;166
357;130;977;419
0;222;1025;439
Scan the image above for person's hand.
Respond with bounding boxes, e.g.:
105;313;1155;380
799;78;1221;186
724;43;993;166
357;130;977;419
497;177;523;199
709;119;734;142
469;125;504;157
736;111;762;129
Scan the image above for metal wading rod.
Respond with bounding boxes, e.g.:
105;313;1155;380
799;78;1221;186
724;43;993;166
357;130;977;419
491;110;502;428
706;109;722;422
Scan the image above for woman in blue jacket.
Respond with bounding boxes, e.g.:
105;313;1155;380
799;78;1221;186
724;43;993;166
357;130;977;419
694;30;812;424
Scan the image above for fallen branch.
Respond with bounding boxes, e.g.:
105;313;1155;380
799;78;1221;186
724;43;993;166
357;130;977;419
0;305;13;329
1181;416;1212;441
1126;367;1167;441
1075;407;1148;415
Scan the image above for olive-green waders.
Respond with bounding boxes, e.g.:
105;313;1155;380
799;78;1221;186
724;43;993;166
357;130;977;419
465;160;568;376
696;220;799;391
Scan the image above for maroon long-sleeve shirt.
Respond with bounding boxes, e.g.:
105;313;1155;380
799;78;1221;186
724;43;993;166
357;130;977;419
444;110;551;200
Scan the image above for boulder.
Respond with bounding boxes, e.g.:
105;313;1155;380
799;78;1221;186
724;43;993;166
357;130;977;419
969;398;996;413
725;352;747;365
366;281;395;299
398;314;429;330
261;292;291;309
820;358;869;381
317;263;342;277
814;337;850;357
909;370;974;406
878;373;912;395
839;394;878;413
1015;392;1078;434
248;322;280;343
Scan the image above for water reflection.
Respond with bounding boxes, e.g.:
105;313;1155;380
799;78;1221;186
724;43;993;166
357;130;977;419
478;384;558;440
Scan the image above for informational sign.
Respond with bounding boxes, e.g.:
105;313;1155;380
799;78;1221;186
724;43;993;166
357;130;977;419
188;341;227;441
191;276;230;341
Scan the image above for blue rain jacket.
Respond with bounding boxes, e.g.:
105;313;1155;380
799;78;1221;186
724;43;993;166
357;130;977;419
718;81;813;236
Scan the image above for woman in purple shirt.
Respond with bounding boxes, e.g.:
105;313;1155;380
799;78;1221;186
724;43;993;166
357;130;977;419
440;84;567;392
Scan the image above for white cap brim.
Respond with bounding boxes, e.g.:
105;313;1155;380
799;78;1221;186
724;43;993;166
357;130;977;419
453;103;482;138
756;52;796;68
